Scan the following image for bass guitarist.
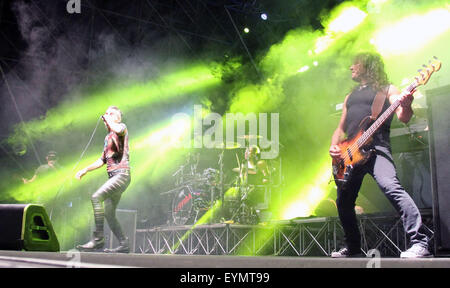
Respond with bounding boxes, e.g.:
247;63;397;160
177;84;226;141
329;52;430;258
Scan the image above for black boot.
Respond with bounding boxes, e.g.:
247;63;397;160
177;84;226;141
76;232;104;251
104;237;130;254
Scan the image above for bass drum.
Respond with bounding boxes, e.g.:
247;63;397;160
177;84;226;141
171;185;209;225
171;186;194;225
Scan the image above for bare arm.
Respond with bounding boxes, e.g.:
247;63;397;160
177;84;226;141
388;84;414;124
75;158;104;180
330;94;349;159
22;174;37;184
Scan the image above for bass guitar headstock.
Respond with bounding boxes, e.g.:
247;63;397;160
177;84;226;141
414;56;442;87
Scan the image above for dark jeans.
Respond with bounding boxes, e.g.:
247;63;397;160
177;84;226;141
336;146;428;251
91;171;131;241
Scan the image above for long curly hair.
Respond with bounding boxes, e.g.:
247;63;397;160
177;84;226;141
353;52;389;92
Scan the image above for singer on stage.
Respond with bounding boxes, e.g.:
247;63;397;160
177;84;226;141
75;106;131;253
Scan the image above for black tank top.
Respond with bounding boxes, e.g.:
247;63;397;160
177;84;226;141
344;85;393;148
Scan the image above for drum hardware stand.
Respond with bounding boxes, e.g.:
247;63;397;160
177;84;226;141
228;146;259;225
209;185;215;224
218;149;225;215
229;184;258;225
172;165;185;186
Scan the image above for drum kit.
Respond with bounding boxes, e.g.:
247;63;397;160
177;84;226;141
161;135;279;225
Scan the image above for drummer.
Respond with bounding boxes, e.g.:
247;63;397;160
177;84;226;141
241;145;270;185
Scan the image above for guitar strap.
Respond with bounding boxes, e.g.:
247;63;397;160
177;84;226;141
370;85;390;120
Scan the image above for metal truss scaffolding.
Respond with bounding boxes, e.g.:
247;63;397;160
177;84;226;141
135;211;434;257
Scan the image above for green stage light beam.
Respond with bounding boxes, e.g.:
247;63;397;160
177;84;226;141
168;182;252;254
315;5;367;54
2;116;193;250
8;63;221;147
234;159;333;256
3;62;219;248
3;152;105;204
232;3;368;114
281;160;332;220
169;199;223;254
128;117;193;188
372;8;450;56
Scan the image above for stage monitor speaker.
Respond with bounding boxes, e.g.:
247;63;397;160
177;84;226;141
104;209;137;253
427;85;450;256
0;204;60;252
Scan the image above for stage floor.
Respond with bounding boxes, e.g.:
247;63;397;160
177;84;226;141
0;250;449;268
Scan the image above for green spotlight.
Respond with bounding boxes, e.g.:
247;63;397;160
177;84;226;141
369;0;389;5
297;65;310;73
169;199;223;253
314;5;367;54
367;0;389;14
372;8;450;56
129;117;193;185
8;63;221;147
281;162;332;219
3;117;193;250
327;6;367;33
133;117;191;150
244;27;250;33
170;185;246;253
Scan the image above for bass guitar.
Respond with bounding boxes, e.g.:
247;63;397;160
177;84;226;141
332;57;441;189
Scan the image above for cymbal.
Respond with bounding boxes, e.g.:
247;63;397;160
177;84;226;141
237;135;262;140
216;142;241;149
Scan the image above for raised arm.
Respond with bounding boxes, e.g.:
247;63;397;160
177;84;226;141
103;114;126;135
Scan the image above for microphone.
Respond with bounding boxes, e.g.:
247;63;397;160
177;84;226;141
101;115;110;128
